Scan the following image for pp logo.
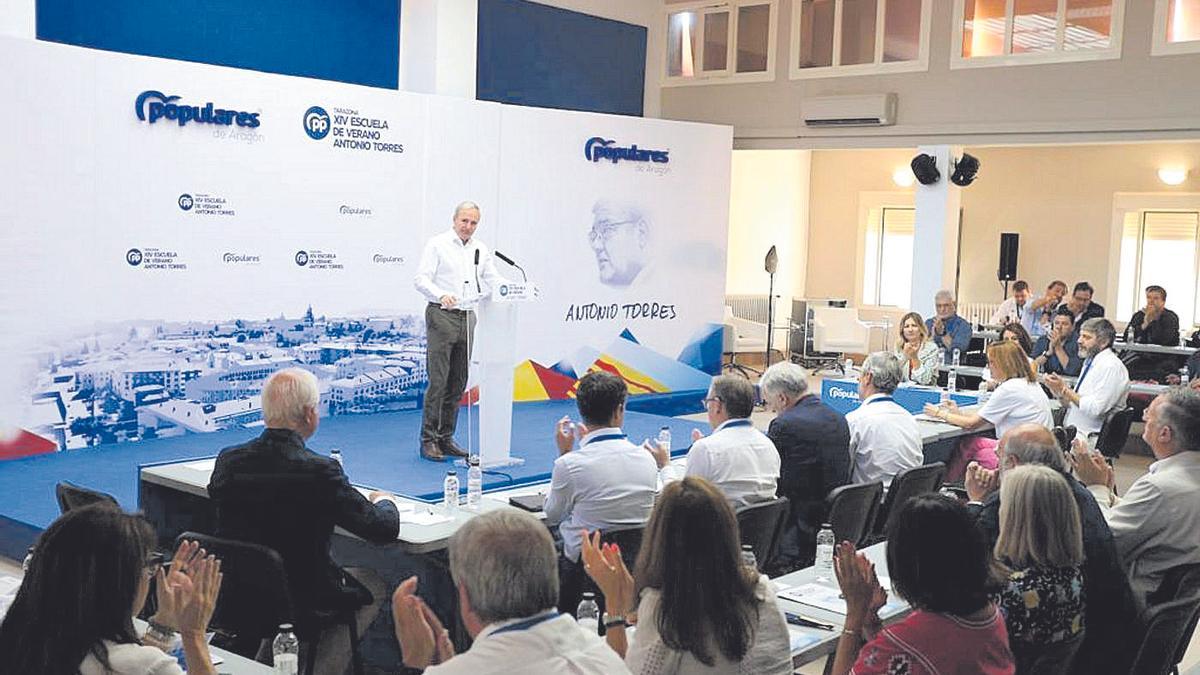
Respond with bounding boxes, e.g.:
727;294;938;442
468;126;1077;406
178;194;194;211
126;249;144;266
499;285;509;297
303;106;330;140
295;251;309;267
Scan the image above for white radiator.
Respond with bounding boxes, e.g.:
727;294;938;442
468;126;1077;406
726;294;774;324
960;302;1002;326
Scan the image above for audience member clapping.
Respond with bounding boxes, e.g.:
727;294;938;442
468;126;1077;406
927;341;1052;482
0;505;221;675
993;464;1086;673
392;509;627;674
581;476;792;674
895;311;940;385
827;495;1013;675
1032;310;1082;376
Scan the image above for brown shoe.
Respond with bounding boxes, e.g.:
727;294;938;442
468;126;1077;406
421;441;446;461
439;438;469;458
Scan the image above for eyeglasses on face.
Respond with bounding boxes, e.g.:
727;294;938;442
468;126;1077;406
587;220;639;245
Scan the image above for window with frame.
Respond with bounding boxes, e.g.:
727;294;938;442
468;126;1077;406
953;0;1125;68
665;1;777;85
791;0;931;79
1152;0;1200;55
1116;210;1199;328
862;207;915;306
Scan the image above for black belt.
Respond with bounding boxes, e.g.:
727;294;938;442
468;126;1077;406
428;302;471;314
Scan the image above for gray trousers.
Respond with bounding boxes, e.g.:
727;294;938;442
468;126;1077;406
421;303;475;444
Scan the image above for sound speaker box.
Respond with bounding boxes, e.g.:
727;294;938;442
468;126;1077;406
998;233;1019;281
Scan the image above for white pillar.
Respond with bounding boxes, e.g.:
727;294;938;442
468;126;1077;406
399;0;477;98
910;145;962;318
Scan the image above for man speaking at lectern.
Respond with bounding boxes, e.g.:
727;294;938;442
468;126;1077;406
414;201;505;462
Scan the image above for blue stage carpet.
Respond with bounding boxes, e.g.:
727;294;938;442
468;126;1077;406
0;399;706;557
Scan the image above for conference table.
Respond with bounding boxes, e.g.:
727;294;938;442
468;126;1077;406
1112;341;1197;357
937;363;1171;396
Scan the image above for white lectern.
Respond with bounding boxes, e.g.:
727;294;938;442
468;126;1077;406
470;281;539;468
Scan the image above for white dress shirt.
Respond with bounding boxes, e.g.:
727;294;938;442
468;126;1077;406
1087;451;1200;602
413;229;505;308
658;419;779;507
544;427;658;562
990;297;1036;336
1063;347;1129;437
625;576;792;675
845;393;924;488
978;377;1053;440
424;611;631;675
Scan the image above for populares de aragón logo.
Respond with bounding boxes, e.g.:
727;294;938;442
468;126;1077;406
135;90;261;128
584;137;669;165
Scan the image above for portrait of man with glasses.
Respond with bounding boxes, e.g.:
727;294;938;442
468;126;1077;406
588;199;652;288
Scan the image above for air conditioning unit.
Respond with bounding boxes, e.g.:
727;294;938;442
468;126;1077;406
802;93;897;127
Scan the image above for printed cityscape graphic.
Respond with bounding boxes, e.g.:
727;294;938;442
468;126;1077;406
24;307;427;452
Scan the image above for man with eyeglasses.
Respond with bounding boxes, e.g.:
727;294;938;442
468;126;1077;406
588;200;651;288
925;289;972;363
646;375;779;507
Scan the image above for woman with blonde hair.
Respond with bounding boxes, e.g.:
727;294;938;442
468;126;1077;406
895;312;940;386
994;464;1086;674
925;340;1053;481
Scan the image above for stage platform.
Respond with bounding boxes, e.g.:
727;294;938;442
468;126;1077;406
0;398;707;558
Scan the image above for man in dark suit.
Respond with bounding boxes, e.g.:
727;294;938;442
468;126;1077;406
964;424;1136;675
1065;281;1105;333
759;362;850;571
208;368;400;673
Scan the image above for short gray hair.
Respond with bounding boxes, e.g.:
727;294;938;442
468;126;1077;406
1080;317;1116;349
262;368;319;428
1001;424;1067;473
448;509;558;624
1157;387;1200;452
453;201;481;220
709;375;756;418
934;290;956;305
759;362;809;400
862;352;903;394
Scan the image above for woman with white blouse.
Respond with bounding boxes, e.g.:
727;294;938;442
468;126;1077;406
925;340;1053;481
581;476;792;675
895;312;940;386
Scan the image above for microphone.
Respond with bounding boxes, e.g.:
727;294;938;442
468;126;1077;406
473;249;481;294
494;250;528;282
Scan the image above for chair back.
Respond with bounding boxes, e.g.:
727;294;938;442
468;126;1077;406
736;497;790;570
825;481;884;546
1096;407;1136;458
811;307;870;353
870;463;945;542
55;481;119;514
1013;631;1085;675
174;531;294;648
560;525;645;618
1127;594;1200;675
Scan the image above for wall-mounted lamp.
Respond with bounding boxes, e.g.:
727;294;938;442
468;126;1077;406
892;167;915;188
1158;167;1189;186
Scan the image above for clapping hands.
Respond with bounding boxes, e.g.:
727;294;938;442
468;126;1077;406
581;529;635;617
833;542;887;633
153;540;222;637
393;576;455;669
965;461;999;502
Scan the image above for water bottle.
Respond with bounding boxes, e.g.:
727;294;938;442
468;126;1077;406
657;426;671;454
330;447;343;468
466;456;483;510
576;592;600;634
272;624;300;675
946;366;958;393
816;523;835;572
741;544;758;571
844;358;855;378
952;348;961;367
443;471;459;513
1181;366;1190;387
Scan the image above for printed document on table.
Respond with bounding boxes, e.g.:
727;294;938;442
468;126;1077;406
778;577;905;618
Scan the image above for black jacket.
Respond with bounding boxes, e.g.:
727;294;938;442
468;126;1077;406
207;428;399;613
968;472;1137;674
767;395;850;542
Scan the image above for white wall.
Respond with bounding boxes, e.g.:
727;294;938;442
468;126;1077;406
661;0;1200;146
0;0;34;38
726;149;810;312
